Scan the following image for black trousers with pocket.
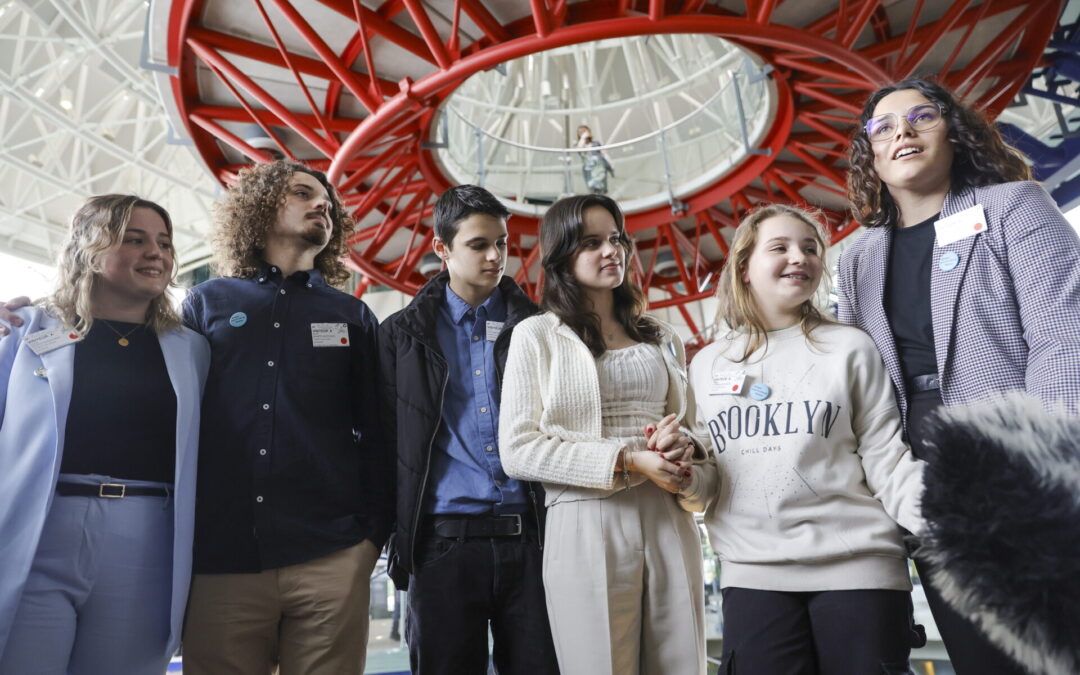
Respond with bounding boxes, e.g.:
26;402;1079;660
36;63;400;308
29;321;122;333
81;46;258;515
719;587;914;675
405;517;559;675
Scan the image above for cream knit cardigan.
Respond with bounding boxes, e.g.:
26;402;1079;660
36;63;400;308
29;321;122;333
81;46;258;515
499;312;716;510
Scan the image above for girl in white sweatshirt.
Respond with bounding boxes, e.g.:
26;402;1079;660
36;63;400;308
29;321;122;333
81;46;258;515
689;204;926;674
500;194;715;675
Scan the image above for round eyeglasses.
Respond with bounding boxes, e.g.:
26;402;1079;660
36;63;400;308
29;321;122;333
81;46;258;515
865;103;945;142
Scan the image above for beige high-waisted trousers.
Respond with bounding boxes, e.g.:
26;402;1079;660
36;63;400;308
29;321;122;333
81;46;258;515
542;481;706;675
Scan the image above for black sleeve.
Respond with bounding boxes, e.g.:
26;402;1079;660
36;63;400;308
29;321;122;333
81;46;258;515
352;303;395;549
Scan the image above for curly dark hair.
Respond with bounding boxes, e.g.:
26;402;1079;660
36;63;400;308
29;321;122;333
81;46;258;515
848;78;1031;228
212;160;355;285
539;194;661;357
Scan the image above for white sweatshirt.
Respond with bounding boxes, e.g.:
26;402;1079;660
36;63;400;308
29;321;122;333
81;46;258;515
690;322;925;592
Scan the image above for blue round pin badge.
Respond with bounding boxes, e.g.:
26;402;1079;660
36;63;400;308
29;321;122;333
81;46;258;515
229;312;248;328
749;383;771;401
939;251;959;272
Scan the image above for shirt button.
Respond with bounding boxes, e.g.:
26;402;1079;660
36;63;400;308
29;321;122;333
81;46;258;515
259;449;267;456
472;335;480;342
258;277;266;283
271;266;278;272
256;496;264;503
485;445;493;452
280;289;286;295
480;407;488;413
267;361;274;367
274;322;281;328
306;283;312;288
474;369;482;376
262;403;270;410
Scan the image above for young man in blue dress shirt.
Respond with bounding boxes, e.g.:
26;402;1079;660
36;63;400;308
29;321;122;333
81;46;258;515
378;185;559;674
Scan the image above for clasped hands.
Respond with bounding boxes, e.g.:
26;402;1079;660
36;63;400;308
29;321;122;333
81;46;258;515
620;413;696;495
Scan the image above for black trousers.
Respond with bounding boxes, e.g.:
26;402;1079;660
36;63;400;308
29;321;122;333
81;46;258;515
907;389;1027;675
405;520;559;675
719;587;913;674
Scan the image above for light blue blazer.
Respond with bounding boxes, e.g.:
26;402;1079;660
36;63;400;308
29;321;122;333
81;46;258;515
0;307;210;660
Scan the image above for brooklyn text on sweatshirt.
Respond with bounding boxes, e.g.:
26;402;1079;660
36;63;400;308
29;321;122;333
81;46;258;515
707;398;844;452
690;322;926;593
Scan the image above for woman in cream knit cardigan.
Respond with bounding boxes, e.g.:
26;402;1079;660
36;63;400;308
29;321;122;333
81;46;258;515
500;194;716;675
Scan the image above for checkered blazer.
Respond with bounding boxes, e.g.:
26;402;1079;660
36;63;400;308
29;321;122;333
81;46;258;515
837;181;1080;423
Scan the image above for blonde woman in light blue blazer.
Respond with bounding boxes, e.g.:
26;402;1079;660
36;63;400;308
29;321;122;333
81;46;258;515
0;195;209;675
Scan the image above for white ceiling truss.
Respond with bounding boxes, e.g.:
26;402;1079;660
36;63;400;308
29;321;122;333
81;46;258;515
0;0;218;270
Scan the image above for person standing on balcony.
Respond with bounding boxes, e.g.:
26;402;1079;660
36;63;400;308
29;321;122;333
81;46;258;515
0;195;209;675
378;185;559;675
839;77;1080;674
576;125;615;195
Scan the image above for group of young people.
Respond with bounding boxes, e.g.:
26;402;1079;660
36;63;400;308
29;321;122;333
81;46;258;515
0;76;1076;675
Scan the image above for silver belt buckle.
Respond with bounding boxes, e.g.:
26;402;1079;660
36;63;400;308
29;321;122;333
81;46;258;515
505;513;523;536
99;483;126;498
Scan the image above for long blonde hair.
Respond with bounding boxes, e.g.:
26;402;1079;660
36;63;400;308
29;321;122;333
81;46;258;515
715;203;833;361
43;194;181;335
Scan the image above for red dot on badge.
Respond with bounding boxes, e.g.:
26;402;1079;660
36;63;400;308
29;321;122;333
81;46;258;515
731;385;738;391
974;222;984;231
69;333;78;339
340;337;347;344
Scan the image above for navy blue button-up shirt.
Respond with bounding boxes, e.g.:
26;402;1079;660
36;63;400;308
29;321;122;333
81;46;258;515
183;263;389;573
428;285;527;514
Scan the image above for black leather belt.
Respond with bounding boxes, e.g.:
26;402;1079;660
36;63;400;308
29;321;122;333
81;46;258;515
57;482;169;499
908;373;941;393
428;513;525;538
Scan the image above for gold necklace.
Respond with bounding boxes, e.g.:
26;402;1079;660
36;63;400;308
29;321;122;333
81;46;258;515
100;320;142;347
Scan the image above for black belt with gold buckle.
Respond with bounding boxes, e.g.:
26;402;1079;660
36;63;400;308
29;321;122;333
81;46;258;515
56;482;169;499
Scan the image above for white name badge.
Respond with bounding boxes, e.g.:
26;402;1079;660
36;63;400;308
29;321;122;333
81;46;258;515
24;326;83;355
934;205;988;246
311;322;349;347
710;369;746;396
485;321;504;342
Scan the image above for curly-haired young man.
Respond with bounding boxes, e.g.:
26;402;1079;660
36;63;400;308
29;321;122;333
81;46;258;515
179;161;390;675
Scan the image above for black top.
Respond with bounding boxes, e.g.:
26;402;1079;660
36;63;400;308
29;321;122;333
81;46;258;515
182;262;389;574
62;320;177;482
885;213;939;383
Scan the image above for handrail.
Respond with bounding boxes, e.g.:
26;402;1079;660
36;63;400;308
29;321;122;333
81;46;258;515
443;69;743;155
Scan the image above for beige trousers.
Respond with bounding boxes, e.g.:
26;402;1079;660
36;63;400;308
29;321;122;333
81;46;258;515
543;482;706;675
182;539;379;675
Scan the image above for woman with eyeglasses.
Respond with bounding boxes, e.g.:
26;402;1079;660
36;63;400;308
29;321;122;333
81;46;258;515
838;78;1080;674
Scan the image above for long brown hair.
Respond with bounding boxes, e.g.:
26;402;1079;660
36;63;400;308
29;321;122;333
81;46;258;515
212;160;355;285
43;194;181;335
848;78;1031;228
715;203;833;362
539;194;661;356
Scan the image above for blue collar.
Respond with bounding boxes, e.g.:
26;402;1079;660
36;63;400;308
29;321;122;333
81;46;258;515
444;283;503;324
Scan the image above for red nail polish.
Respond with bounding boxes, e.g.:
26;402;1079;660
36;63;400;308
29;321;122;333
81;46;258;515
684;471;691;477
675;461;681;466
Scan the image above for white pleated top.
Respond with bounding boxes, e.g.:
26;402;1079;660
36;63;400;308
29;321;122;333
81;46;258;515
596;342;669;489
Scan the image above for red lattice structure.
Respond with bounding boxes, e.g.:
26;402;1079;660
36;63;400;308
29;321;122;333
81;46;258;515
156;0;1062;340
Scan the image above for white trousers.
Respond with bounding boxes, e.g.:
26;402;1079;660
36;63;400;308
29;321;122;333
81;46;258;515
543;481;706;675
